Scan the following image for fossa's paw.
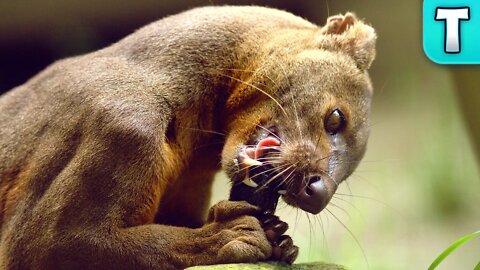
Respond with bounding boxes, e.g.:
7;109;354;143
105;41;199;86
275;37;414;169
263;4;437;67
205;201;272;264
260;213;298;264
207;200;260;223
321;12;356;35
204;201;298;264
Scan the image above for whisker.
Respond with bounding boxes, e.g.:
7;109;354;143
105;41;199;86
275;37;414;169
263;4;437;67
314;214;330;259
256;155;282;161
329;202;351;220
277;58;304;142
325;0;330;18
324;174;339;188
314;153;332;164
193;141;225;151
218;68;280;89
305;212;314;257
345;181;353;197
185;127;226;136
256;164;294;192
331;196;369;224
240;144;283;149
236;119;288;145
233;161;284;175
290;88;303;142
248;164;288;180
300;172;309;193
254;123;287;145
328;158;374;166
331;195;357;209
274;166;297;190
292;207;300;236
216;73;288;117
325;208;370;270
334;193;398;212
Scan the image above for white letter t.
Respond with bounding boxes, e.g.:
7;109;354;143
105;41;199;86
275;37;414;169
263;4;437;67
435;7;470;53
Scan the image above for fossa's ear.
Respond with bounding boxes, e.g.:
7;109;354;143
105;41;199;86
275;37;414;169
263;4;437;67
317;12;377;71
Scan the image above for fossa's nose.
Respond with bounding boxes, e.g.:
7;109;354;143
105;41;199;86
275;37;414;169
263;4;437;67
296;175;330;214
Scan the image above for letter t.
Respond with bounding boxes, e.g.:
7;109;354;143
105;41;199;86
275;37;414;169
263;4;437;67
435;7;470;53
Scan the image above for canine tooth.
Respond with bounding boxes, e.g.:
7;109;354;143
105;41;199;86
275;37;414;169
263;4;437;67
245;147;255;159
242;177;259;188
242;156;263;167
277;190;287;195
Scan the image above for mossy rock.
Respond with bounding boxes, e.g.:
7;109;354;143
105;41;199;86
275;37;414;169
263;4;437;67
187;262;349;270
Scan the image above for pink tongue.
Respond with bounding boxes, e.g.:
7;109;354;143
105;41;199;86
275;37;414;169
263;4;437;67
255;137;281;159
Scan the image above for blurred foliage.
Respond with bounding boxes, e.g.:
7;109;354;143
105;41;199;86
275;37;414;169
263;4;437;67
428;231;480;270
1;1;479;270
452;67;480;163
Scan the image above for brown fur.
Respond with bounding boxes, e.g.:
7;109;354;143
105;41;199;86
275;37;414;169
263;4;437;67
0;6;376;269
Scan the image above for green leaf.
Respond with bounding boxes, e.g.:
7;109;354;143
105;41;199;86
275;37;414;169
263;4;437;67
428;230;480;270
474;261;480;270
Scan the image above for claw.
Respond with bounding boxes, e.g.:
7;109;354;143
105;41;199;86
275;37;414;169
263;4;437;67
242;177;259;188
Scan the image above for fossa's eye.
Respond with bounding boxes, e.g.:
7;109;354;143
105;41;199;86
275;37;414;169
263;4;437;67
324;109;346;135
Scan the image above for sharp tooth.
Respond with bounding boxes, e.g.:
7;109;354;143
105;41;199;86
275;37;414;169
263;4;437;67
242;156;263;167
277;190;287;195
242;177;258;188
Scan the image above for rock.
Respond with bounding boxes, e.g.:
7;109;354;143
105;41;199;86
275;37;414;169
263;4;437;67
186;262;349;270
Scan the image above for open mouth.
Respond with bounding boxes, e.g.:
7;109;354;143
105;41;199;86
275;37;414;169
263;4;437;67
231;127;334;215
237;135;286;193
228;130;288;213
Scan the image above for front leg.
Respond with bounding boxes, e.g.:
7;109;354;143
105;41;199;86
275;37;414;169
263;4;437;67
44;201;273;269
2;124;273;269
109;201;273;269
155;156;219;228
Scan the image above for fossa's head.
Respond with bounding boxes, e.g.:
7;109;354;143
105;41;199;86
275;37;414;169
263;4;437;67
222;13;376;214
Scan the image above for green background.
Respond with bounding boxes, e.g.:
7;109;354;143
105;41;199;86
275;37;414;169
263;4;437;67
0;1;479;269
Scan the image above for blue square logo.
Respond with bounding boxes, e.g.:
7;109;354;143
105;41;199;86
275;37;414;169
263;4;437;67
424;0;480;64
